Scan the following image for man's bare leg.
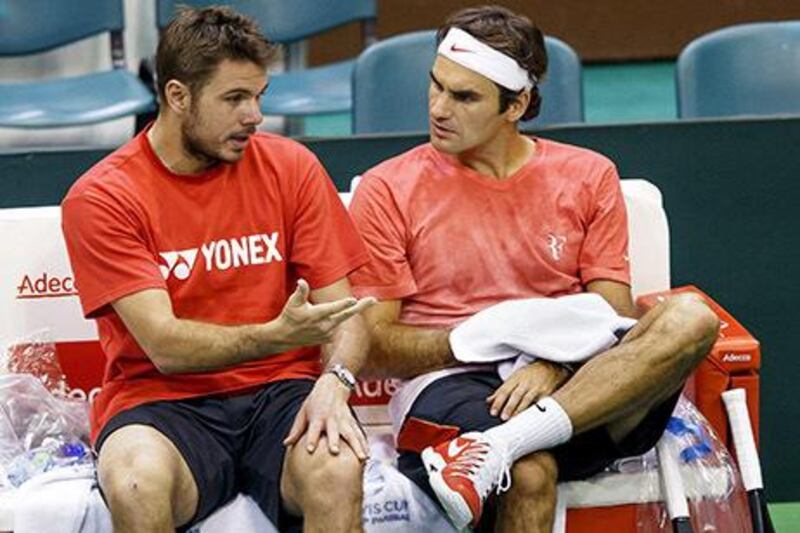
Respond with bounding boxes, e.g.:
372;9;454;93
281;437;365;533
97;425;199;533
554;293;719;441
495;452;558;533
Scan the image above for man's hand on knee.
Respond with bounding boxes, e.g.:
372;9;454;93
283;374;369;460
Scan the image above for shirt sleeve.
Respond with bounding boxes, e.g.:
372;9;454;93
288;159;369;289
347;174;418;300
61;192;166;318
579;166;632;286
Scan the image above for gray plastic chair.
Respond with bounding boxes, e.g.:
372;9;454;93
677;21;800;118
0;0;155;128
352;31;583;134
157;0;376;118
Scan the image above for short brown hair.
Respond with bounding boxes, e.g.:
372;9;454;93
437;5;547;122
156;5;278;101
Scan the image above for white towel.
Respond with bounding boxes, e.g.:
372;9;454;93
13;464;94;533
450;293;637;380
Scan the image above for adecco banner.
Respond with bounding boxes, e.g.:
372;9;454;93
0;205;394;426
0;206;105;401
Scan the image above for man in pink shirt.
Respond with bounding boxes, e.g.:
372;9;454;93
349;5;719;532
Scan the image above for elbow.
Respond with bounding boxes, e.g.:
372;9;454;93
147;347;182;375
142;325;185;375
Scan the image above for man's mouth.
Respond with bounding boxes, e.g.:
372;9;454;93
228;131;254;148
431;121;455;138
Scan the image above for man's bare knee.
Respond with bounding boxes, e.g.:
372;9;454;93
662;293;719;336
638;294;719;368
283;438;363;512
98;425;197;528
662;294;720;366
508;452;558;497
101;456;171;507
497;453;558;533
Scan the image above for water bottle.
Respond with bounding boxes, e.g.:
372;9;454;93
5;445;56;487
4;437;90;487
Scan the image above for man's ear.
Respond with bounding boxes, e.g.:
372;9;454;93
505;89;531;123
163;79;192;115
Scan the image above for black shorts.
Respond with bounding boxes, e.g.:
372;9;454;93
396;370;680;528
95;379;314;531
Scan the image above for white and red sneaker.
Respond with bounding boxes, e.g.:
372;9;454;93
421;432;512;531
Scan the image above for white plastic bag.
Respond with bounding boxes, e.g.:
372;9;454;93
636;396;751;532
0;374;90;488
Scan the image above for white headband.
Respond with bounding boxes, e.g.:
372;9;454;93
437;27;535;92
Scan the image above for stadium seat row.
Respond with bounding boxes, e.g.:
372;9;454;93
0;1;798;134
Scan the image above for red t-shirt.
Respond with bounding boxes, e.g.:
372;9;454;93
61;129;368;442
349;138;630;327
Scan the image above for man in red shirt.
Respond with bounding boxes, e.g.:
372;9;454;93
62;7;373;532
349;6;719;532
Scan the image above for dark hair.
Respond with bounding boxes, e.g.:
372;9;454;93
156;5;278;102
436;5;547;122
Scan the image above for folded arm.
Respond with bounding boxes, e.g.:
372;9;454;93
359;299;460;380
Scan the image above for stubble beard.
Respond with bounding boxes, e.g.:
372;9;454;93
181;112;225;169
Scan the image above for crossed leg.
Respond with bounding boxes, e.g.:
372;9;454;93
554;293;719;441
491;293;719;532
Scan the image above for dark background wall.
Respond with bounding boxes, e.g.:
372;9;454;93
2;116;799;500
309;1;800;64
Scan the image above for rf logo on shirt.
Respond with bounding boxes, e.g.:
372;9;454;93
159;231;283;280
546;233;566;261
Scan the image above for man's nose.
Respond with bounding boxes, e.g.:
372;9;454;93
429;92;451;120
242;98;263;126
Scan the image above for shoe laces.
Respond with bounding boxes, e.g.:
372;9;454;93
448;434;512;499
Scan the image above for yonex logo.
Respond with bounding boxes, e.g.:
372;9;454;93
159;249;198;280
159;232;283;281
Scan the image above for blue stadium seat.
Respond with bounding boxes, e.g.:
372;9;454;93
535;37;584;128
0;0;155;128
352;31;583;134
352;31;437;134
157;0;376;118
677;21;800;118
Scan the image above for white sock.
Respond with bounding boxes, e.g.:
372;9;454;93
483;396;574;462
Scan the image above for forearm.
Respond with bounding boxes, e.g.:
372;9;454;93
147;316;290;374
361;321;458;379
321;314;370;375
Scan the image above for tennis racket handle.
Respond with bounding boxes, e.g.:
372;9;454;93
747;489;771;533
722;388;763;491
657;439;690;520
672;517;694;533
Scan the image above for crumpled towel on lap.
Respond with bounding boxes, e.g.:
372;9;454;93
449;293;637;380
